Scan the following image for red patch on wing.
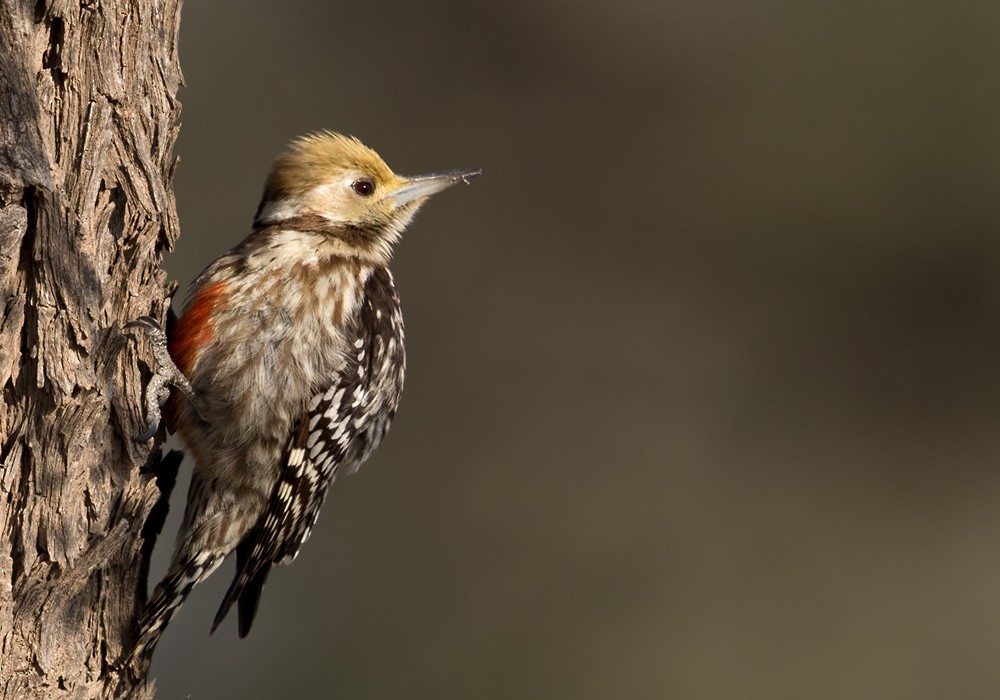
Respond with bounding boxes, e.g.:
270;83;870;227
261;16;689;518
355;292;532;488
169;281;227;377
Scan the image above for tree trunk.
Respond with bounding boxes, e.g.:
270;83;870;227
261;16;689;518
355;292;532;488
0;0;183;697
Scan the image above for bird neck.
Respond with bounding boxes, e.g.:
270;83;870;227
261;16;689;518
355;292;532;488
249;219;394;266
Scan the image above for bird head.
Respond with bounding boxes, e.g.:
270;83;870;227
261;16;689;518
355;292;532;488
254;131;480;263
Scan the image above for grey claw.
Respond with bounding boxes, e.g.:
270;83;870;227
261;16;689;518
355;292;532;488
126;315;203;442
136;422;159;443
127;315;175;443
124;316;161;333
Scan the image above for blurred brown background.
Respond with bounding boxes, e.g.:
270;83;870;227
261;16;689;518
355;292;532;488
150;1;1000;697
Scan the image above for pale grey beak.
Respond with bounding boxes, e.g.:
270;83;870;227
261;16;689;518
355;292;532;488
387;167;482;207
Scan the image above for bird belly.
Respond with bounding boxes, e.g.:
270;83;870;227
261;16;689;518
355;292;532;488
174;264;369;494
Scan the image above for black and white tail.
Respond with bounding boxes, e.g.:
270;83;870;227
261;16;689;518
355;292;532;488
127;551;223;664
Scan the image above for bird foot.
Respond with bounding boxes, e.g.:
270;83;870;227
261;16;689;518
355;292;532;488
125;316;199;442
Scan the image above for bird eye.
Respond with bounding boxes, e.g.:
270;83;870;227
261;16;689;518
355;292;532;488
352;179;375;197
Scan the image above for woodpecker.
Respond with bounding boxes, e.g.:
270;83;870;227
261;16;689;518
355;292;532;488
127;132;479;662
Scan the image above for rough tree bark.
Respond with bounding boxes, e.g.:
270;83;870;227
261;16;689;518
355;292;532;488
0;0;183;698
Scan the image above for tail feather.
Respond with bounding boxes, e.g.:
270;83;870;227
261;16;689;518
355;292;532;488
237;564;271;637
211;537;272;636
125;551;223;664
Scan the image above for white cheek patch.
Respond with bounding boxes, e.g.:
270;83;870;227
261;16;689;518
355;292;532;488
305;179;360;224
256;176;367;226
256;197;305;224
